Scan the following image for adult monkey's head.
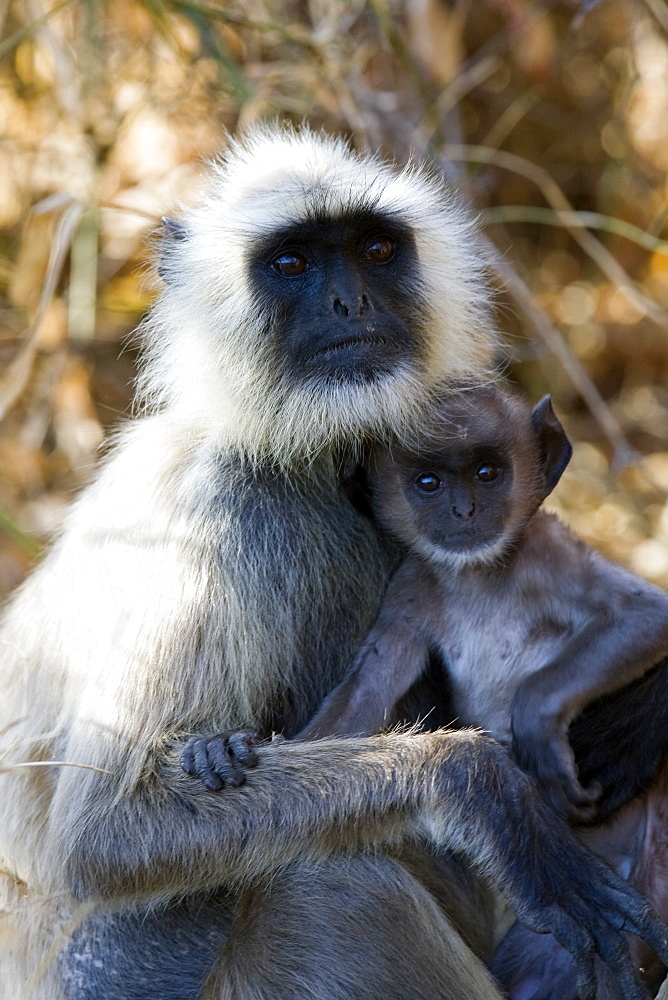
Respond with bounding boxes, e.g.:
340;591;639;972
142;126;497;465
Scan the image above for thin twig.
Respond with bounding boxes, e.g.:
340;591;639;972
164;0;316;49
445;144;668;326
0;194;83;422
0;760;112;774
367;0;438;128
482;205;668;256
489;243;638;471
0;510;42;559
0;0;82;59
431;56;500;126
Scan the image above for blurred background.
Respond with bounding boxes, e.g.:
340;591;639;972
1;0;668;597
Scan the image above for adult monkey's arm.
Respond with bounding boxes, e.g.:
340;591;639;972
60;729;667;1000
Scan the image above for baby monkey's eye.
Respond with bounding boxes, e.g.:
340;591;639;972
414;473;442;494
475;463;501;483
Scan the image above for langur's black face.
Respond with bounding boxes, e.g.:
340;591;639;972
248;211;427;384
375;439;515;558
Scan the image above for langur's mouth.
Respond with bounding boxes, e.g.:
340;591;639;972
415;532;510;570
436;530;513;566
309;336;391;361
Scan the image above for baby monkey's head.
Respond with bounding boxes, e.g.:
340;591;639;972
368;386;572;569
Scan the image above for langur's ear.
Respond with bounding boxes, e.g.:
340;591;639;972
531;396;572;498
158;217;187;282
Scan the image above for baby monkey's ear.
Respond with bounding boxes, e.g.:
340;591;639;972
531;396;573;498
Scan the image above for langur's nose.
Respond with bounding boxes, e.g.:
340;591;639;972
332;293;371;318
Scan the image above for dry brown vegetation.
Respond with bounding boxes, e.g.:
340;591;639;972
2;0;668;598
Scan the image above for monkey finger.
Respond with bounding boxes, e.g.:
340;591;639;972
565;793;601;825
605;890;668;968
547;912;596;1000
567;780;603;823
571;882;668;996
551;908;649;1000
578;908;653;1000
194;740;226;791
180;736;200;776
226;730;259;768
540;771;600;823
595;941;652;1000
588;868;668;944
206;738;246;787
565;777;601;811
182;738;224;791
571;952;597;1000
637;912;668;968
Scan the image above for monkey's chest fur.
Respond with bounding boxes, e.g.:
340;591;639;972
202;457;392;736
442;591;576;745
418;515;597;746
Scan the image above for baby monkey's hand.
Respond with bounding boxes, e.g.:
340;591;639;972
181;729;259;791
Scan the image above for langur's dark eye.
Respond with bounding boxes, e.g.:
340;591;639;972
475;464;500;483
365;238;395;263
272;252;308;277
414;473;442;494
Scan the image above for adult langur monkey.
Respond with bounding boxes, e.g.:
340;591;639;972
1;127;666;1000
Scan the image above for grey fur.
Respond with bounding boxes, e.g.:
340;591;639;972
0;130;664;1000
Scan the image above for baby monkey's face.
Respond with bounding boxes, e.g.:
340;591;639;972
366;389;567;569
370;439;519;568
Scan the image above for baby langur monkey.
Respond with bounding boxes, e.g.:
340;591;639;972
300;385;668;996
300;386;668;822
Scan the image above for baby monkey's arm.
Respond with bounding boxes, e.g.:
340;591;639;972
298;560;432;740
511;562;668;820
